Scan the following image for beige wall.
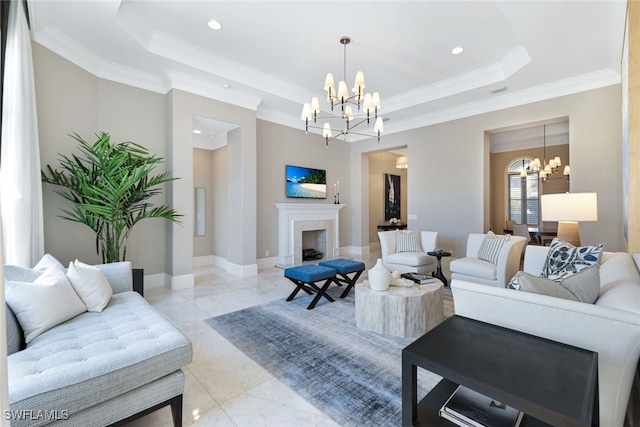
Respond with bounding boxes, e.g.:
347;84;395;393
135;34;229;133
256;120;352;258
351;85;623;256
33;42;168;273
368;152;408;244
490;144;569;232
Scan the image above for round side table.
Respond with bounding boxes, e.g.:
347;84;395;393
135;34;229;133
427;251;451;286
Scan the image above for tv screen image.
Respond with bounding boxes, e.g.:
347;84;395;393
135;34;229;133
286;165;327;199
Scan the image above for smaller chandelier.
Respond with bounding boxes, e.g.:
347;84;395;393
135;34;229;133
301;36;383;147
526;124;570;183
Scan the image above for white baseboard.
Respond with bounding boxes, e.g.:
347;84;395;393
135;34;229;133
227;261;258;277
171;273;194;289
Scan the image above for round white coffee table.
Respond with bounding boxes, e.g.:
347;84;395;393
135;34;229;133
354;280;444;338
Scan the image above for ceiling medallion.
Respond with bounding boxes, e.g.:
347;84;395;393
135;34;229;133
301;36;383;147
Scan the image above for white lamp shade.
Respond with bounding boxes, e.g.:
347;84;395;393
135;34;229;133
301;103;311;120
396;156;408;169
337;81;349;100
345;105;354;121
541;193;598;222
554;156;562;166
372;92;381;108
322;123;332;138
374;117;384;132
363;93;373;113
310;97;320;113
324;73;335;91
353;71;365;92
563;165;571;176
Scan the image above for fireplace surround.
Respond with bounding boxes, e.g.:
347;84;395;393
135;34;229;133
274;204;345;265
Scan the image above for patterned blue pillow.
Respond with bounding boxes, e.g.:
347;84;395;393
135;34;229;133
541;238;603;282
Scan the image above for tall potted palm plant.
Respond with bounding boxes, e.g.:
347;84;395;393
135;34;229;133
42;132;181;264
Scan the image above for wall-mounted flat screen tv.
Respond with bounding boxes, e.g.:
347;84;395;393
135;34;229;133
286;165;327;199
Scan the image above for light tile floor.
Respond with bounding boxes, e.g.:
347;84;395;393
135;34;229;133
127;252;453;427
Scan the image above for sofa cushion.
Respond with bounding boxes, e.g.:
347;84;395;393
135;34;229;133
541;238;603;281
508;265;600;303
5;265;87;343
33;253;65;272
67;260;113;312
387;251;431;267
7;292;192;424
477;231;510;265
596;252;640;314
449;258;497;280
395;229;423;252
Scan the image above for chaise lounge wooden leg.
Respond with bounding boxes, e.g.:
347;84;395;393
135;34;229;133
171;394;183;427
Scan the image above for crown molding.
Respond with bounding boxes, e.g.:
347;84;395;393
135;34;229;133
379;68;620;137
33;26;167;94
164;71;263;111
384;46;531;114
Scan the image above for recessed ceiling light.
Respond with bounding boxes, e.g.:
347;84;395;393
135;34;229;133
451;46;464;55
207;19;222;30
193;129;202;134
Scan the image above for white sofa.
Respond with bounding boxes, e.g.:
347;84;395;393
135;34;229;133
378;230;438;274
449;233;527;287
451;245;640;427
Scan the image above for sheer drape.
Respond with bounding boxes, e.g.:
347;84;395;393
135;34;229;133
0;0;44;268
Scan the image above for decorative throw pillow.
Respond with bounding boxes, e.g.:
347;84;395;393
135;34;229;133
541;238;604;282
5;264;87;343
508;265;600;304
477;231;511;265
395;229;423;252
33;253;65;272
66;260;113;312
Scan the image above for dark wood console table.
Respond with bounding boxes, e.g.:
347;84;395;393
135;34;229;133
402;316;599;426
377;223;408;231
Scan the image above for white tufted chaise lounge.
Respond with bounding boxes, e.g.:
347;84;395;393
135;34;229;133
5;261;192;427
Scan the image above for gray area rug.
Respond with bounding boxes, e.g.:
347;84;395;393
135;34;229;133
205;287;442;426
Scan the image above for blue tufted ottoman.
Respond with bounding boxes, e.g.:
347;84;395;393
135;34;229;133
284;264;337;310
318;259;366;298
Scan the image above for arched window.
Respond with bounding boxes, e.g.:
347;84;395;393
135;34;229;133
507;158;540;225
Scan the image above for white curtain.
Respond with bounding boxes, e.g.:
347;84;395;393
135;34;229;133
0;215;8;427
0;0;44;268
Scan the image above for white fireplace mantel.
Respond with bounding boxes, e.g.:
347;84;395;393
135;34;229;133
274;203;345;265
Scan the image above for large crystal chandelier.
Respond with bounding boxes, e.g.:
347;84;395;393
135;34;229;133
301;36;383;147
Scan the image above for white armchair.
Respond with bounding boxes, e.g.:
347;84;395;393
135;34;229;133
449;233;527;287
378;230;438;274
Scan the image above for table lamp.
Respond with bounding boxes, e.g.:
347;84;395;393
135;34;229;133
540;192;598;247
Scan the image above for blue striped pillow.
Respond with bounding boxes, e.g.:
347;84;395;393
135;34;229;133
478;232;511;264
395;230;423;252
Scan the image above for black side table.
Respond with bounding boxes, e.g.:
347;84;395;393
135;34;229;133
427;251;451;286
